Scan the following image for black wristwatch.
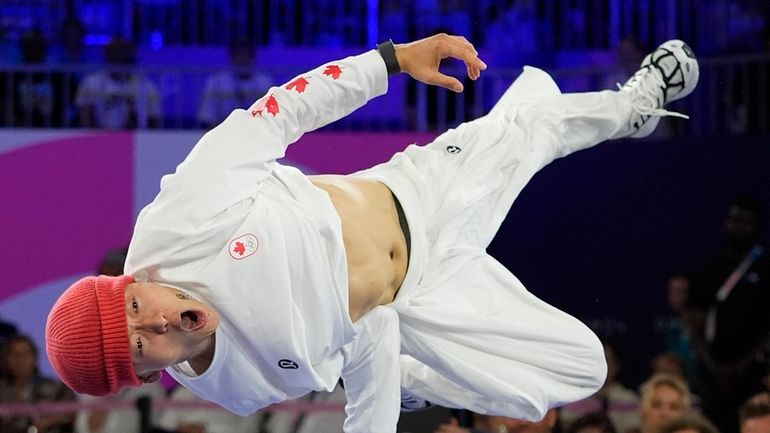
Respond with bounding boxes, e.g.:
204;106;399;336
377;39;401;76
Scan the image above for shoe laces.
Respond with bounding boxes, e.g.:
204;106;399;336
618;66;689;120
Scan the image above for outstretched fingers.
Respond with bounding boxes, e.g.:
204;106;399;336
395;33;487;93
439;35;487;83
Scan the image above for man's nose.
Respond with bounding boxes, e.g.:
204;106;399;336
143;311;168;333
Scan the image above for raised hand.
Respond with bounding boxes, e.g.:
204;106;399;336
395;33;487;93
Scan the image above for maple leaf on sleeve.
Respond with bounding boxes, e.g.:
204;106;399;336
233;241;246;256
322;65;343;80
250;94;279;117
286;77;310;93
251;95;272;117
265;95;280;116
251;97;266;117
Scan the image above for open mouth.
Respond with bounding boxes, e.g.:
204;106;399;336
180;310;207;332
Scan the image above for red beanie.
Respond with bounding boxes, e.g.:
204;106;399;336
46;275;142;395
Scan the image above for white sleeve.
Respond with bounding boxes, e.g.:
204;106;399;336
340;307;401;433
149;50;388;226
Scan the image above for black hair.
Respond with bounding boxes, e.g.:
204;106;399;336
20;29;47;63
229;37;256;55
105;36;136;64
0;334;40;380
565;412;617;433
730;196;765;222
61;17;86;38
740;396;770;426
659;415;720;433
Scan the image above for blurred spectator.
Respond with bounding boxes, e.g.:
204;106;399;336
685;197;769;433
427;0;472;40
739;393;770;433
564;412;617;433
55;17;87;65
74;383;167;433
560;341;640;433
659;415;719;433
0;334;76;433
634;373;692;433
380;0;409;43
728;19;770;134
0;29;72;128
156;384;263;433
484;0;542;61
14;29;54;126
433;408;558;433
258;385;346;433
601;37;645;91
657;274;700;391
650;352;702;414
46;17;87;127
651;352;686;379
197;37;273;129
75;246;166;433
745;392;770;406
75;36;162;129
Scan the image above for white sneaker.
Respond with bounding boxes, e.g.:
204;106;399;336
620;39;700;138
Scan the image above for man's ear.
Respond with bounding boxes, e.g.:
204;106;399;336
140;371;163;383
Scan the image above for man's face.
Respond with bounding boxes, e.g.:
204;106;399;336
666;276;689;313
642;384;687;433
125;282;219;380
742;414;770;433
725;205;760;249
5;340;37;380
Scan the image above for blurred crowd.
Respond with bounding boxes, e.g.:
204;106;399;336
1;2;769;433
0;1;769;132
1;197;767;433
0;25;273;130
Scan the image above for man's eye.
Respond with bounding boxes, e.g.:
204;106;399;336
132;299;138;312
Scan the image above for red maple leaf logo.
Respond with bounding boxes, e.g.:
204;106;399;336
233;241;246;256
251;98;265;117
286;77;310;93
251;94;279;117
323;65;343;80
265;94;279;116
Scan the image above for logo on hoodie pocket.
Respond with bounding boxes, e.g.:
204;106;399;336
228;233;259;260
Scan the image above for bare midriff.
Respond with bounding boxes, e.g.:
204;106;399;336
309;175;408;322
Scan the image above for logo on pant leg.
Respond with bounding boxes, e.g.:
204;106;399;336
278;359;299;369
229;233;259;259
446;145;462;154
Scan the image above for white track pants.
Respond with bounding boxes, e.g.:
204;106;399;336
353;67;637;421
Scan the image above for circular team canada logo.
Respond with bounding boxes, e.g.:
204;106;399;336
228;233;259;260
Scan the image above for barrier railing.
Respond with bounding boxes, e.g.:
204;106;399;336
1;54;768;135
0;398;346;417
5;0;757;52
